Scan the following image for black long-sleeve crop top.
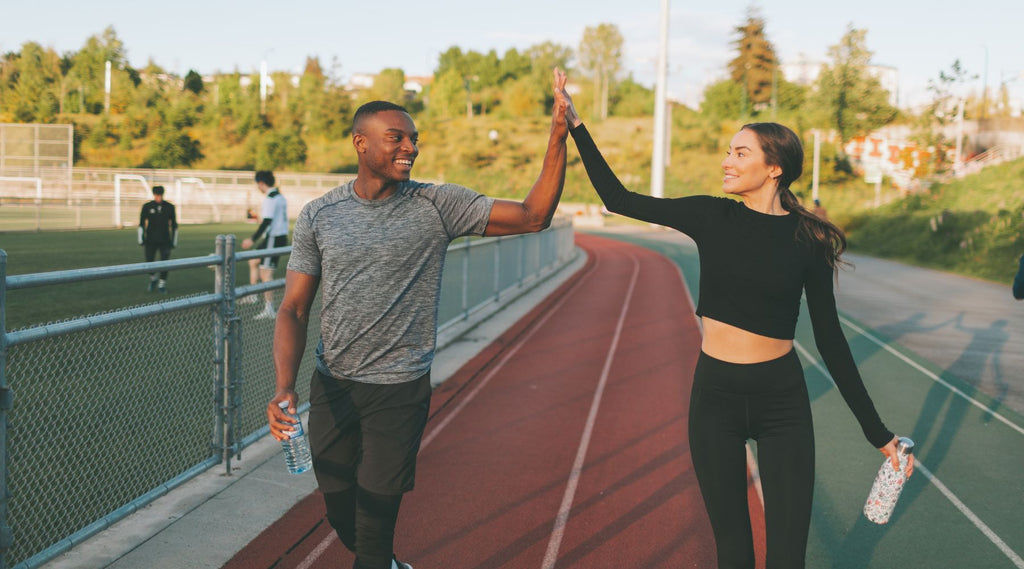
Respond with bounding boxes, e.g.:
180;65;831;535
570;124;893;448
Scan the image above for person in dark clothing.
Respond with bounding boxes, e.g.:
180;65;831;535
1013;254;1024;300
138;185;178;293
557;84;912;569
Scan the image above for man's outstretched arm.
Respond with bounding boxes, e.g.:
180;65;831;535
484;68;569;236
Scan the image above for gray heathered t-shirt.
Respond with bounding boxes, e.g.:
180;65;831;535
288;179;495;384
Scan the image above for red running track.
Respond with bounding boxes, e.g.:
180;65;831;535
223;233;766;569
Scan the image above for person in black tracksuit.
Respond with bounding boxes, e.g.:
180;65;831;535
138;185;178;293
557;83;914;568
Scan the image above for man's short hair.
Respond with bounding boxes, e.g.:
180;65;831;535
152;185;165;196
255;170;275;187
353;101;409;133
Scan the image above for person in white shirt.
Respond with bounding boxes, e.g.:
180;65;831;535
242;170;289;318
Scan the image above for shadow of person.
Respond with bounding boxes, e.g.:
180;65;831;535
949;315;1010;422
824;311;1009;567
805;312;953;404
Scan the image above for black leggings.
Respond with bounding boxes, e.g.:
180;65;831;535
688;350;814;569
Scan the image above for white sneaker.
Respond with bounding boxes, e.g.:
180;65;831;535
392;559;413;569
236;295;258;305
254;307;276;320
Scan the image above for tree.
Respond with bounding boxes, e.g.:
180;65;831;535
700;79;745;120
183;69;204;95
426;68;465;119
251;128;307;170
146;125;203;167
4;42;63;122
610;75;654;117
578;23;623;121
912;59;976;173
812;25;897;146
367;68;407;104
65;26;132;114
727;7;778;112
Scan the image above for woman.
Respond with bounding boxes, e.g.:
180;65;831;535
560;92;913;568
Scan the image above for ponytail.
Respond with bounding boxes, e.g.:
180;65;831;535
742;122;848;270
778;188;848;270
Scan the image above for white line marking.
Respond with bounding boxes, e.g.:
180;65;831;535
915;462;1024;568
794;341;1024;568
295;531;337;569
420;256;598;451
541;254;640;569
838;316;1024;436
296;250;601;569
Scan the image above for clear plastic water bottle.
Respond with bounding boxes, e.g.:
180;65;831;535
863;437;914;524
278;401;312;474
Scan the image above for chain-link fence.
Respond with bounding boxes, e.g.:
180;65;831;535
0;218;576;568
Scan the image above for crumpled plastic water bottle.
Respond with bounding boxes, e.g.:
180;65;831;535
863;437;914;524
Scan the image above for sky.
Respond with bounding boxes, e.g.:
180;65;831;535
2;0;1022;111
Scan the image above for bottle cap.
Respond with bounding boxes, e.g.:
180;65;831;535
897;437;914;455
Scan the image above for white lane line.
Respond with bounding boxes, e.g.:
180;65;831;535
541;254;640;569
838;316;1024;436
793;341;1024;568
420;254;599;451
296;251;601;569
295;532;337;569
915;462;1024;568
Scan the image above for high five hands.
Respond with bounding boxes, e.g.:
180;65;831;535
553;67;582;129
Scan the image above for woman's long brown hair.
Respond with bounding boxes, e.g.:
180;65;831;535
742;122;848;269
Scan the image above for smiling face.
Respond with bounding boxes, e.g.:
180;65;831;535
721;128;782;198
353;109;419;185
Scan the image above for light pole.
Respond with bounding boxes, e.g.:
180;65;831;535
650;0;670;199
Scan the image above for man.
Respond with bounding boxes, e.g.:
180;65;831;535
266;69;570;569
138;185;178;293
241;170;289;318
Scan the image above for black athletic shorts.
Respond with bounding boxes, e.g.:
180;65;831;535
307;368;432;496
258;234;288;269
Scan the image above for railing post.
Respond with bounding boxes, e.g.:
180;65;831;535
212;235;241;475
461;238;471;320
493;236;501;302
211;236;228;473
0;250;13;568
223;236;242;469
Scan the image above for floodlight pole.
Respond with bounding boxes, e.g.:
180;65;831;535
650;0;670;198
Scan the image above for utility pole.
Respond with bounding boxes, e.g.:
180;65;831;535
260;60;268;115
104;60;111;115
650;0;670;198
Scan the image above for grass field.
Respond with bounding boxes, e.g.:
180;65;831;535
1;222;283;330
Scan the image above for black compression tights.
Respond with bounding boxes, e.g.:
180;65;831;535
688;350;815;569
323;486;403;569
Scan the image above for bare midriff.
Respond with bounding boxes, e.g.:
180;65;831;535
700;317;793;364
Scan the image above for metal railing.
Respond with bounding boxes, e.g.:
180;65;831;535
0;218;576;568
